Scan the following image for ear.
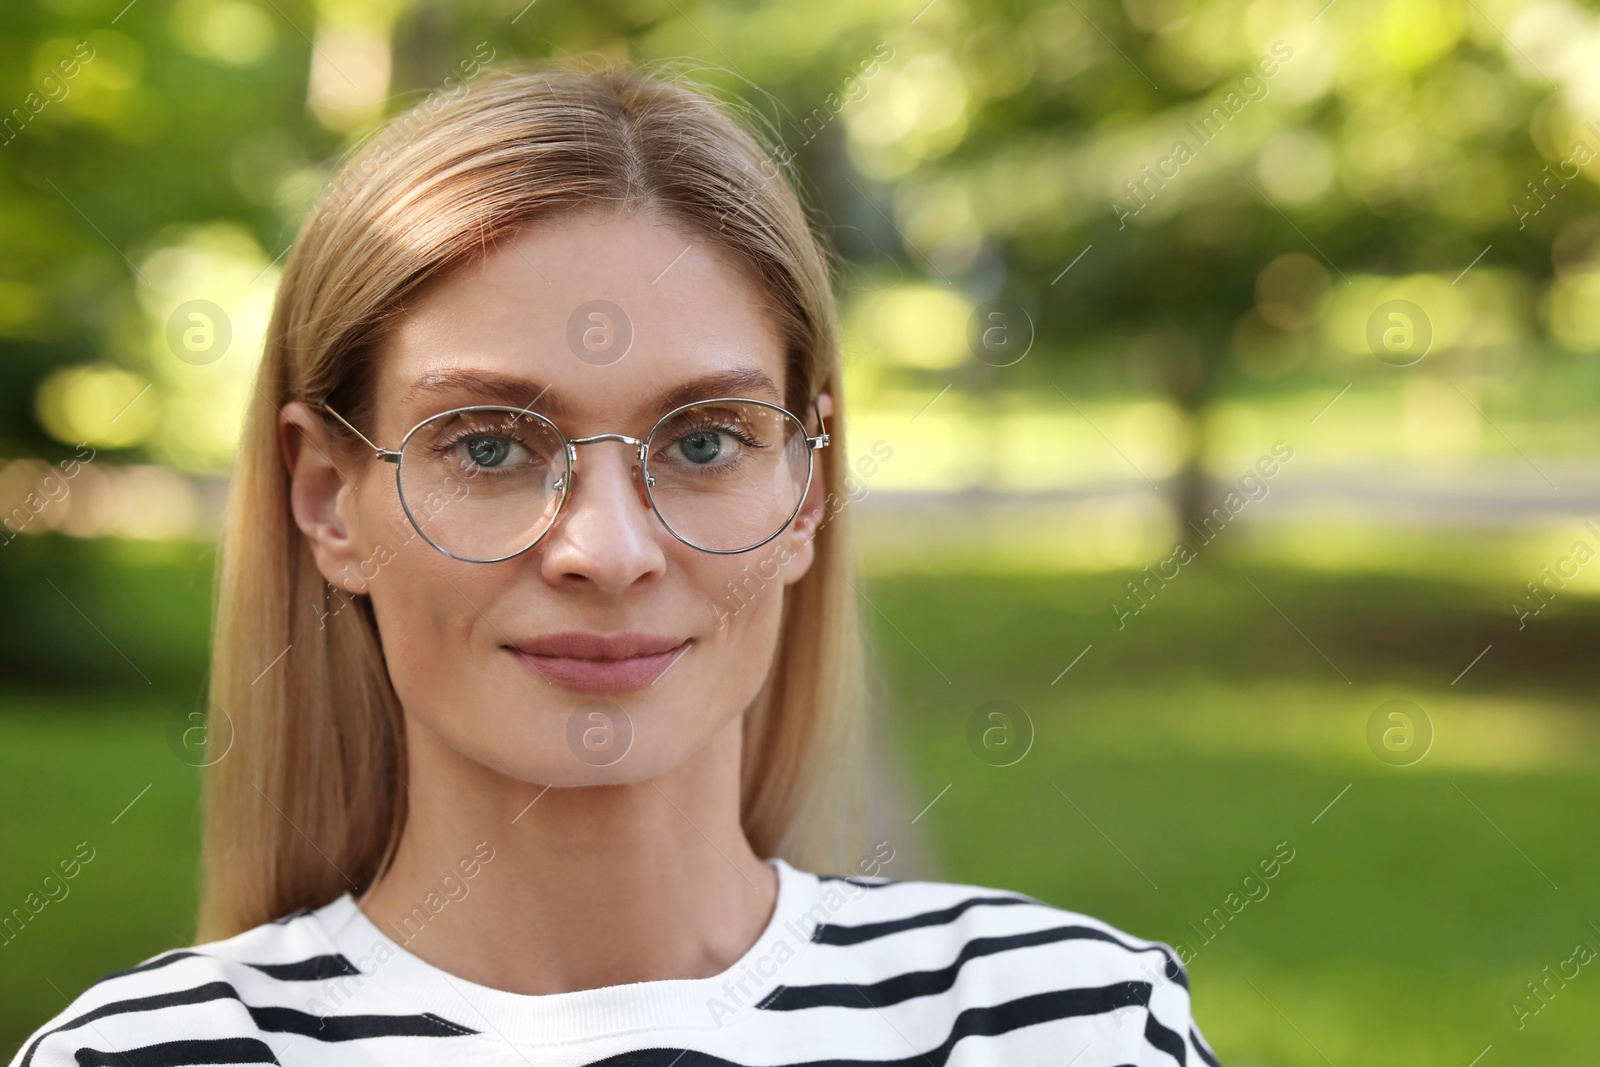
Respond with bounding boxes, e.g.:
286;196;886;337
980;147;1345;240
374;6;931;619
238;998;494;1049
779;391;834;587
279;401;370;595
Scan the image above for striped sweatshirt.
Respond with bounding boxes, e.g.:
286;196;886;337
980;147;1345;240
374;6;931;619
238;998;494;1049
9;858;1219;1066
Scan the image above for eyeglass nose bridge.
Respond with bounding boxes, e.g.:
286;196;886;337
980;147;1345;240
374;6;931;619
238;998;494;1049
554;432;656;509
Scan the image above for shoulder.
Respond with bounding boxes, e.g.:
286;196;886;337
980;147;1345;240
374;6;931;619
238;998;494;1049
806;870;1183;977
783;869;1221;1065
6;900;473;1067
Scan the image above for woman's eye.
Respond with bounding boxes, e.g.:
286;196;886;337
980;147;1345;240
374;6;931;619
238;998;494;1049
462;436;519;467
676;429;732;464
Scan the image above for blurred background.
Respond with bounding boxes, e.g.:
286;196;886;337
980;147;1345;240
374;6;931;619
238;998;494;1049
2;0;1597;1062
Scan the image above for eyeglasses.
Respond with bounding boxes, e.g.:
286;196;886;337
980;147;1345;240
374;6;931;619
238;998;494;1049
319;396;830;561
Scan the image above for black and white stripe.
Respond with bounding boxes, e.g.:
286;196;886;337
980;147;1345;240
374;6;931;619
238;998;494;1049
16;952;474;1067
10;860;1218;1067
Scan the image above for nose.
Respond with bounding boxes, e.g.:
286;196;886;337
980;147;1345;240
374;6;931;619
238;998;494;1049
536;439;666;591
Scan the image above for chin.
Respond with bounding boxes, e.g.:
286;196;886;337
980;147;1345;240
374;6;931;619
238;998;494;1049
426;690;715;789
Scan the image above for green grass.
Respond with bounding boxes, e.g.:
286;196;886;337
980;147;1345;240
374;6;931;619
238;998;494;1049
0;696;203;1052
865;562;1599;1065
0;541;1595;1063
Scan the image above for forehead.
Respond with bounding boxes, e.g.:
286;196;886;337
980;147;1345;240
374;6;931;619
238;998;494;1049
374;207;788;429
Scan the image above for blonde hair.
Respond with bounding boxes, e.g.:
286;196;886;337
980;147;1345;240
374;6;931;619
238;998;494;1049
198;62;868;941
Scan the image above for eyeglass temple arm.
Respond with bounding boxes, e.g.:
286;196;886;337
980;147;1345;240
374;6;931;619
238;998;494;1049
808;395;831;450
320;403;401;464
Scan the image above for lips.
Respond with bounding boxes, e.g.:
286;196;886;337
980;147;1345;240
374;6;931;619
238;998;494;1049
505;631;691;692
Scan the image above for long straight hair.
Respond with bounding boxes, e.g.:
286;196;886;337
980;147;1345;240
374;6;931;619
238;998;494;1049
197;62;868;941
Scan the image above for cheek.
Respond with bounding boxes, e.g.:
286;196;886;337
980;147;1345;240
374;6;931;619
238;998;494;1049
674;552;787;703
697;557;785;697
362;545;570;778
706;540;797;617
715;568;784;660
359;476;491;709
366;550;473;687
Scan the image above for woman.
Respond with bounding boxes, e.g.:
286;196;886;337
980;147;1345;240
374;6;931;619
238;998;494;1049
13;64;1218;1066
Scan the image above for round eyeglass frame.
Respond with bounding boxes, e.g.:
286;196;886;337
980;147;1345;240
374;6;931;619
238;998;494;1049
319;395;831;562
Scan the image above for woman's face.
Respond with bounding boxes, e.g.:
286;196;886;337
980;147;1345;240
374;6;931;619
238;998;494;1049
289;207;827;788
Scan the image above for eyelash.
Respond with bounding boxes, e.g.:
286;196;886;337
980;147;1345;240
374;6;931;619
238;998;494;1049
662;416;764;453
427;417;766;465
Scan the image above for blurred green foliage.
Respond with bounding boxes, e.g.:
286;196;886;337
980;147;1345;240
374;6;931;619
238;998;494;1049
5;0;1600;483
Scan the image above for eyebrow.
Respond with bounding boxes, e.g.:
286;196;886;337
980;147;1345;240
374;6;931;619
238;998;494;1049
399;366;785;421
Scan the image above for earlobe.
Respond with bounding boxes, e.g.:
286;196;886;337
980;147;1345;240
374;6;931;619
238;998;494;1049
279;401;367;593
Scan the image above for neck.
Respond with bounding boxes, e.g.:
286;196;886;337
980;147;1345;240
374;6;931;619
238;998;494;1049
356;712;778;995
